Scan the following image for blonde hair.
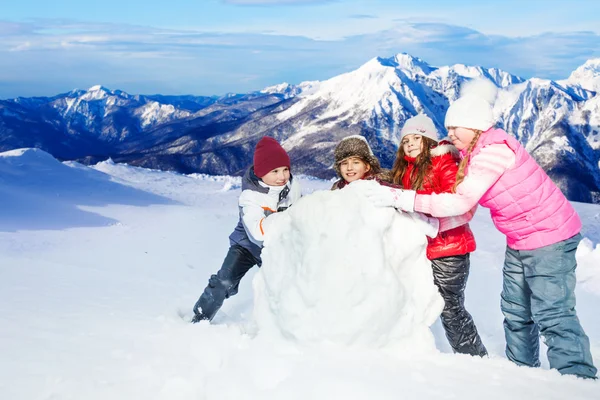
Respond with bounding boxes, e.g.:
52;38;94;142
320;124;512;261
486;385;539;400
452;129;483;192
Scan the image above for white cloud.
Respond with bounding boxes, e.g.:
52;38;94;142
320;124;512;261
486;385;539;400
0;19;598;98
349;14;378;19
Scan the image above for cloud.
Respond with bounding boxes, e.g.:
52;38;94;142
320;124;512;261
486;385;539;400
0;19;598;98
349;14;377;19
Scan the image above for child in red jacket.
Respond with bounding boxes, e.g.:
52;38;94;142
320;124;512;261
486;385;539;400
390;114;487;357
332;135;440;238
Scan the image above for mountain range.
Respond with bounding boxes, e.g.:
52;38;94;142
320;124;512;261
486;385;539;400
1;54;599;203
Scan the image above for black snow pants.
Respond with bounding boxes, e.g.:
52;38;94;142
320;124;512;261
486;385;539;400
193;244;259;322
431;253;488;357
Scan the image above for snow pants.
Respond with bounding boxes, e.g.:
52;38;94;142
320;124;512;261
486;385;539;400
501;233;597;379
431;254;488;357
193;244;259;321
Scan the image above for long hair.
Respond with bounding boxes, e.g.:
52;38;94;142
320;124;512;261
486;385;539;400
452;130;483;192
391;137;437;190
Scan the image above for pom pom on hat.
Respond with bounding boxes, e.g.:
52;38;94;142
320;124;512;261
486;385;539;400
444;78;498;132
400;114;439;142
460;78;498;104
253;136;291;178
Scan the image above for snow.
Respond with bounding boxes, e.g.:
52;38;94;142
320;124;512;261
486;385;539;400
81;85;110;101
1;149;599;400
260;81;321;100
136;101;190;129
392;53;434;76
88;84;105;91
254;181;443;350
562;59;600;93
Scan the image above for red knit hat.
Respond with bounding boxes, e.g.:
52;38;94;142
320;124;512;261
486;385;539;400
253;136;291;178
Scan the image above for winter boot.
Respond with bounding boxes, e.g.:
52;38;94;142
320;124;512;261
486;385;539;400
191;312;209;324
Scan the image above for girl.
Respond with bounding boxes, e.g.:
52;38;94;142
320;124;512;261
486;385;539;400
366;80;597;379
331;135;383;190
391;114;487;357
332;134;439;238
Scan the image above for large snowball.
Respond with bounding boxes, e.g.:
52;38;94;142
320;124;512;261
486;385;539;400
252;180;443;353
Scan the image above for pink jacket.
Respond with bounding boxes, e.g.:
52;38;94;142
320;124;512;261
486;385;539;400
415;128;581;250
474;129;581;249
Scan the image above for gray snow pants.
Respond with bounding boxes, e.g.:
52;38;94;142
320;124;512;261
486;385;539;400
501;233;597;379
193;244;259;321
431;254;488;357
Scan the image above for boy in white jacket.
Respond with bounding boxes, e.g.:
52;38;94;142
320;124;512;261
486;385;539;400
191;137;301;323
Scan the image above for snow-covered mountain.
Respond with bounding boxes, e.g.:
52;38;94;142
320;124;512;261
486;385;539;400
1;54;599;203
560;59;600;94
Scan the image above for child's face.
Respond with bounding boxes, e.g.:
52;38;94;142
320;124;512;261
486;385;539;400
339;157;370;183
447;127;476;151
261;166;290;186
401;134;423;157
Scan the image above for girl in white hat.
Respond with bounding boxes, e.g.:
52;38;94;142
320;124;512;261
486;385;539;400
391;113;486;357
366;79;596;379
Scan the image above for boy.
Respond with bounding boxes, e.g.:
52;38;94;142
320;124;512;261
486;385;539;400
192;136;301;323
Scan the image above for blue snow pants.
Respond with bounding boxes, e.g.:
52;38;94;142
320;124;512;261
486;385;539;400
193;244;259;321
501;233;597;379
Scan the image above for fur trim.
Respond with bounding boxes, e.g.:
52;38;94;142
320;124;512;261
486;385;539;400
373;168;393;183
430;139;459;159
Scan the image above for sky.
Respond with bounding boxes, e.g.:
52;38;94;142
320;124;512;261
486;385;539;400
0;0;599;98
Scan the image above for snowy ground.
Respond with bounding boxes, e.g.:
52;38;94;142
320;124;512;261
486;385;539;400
0;148;599;400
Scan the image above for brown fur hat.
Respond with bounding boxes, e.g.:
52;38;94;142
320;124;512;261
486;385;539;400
333;135;381;177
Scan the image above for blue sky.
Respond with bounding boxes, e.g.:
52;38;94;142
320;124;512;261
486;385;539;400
0;0;599;98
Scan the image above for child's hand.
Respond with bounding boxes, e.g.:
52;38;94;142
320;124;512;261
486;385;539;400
365;185;416;211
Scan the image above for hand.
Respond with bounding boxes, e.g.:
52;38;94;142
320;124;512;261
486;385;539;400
409;212;439;238
365;184;416;211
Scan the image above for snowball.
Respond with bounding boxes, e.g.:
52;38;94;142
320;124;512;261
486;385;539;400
252;180;444;354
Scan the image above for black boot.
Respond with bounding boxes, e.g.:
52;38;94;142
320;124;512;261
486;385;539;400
191;312;209;324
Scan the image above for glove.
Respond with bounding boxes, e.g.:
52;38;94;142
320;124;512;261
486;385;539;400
365;184;416;212
409;212;439;238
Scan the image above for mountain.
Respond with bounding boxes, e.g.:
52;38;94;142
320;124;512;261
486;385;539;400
1;54;599;203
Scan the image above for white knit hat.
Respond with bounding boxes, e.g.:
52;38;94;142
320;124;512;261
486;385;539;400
444;79;498;131
400;114;439;142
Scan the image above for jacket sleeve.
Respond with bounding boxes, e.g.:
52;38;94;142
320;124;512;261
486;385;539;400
415;144;515;217
438;205;478;232
434;153;477;232
238;190;278;244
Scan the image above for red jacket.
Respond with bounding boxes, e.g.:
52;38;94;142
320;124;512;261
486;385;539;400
401;141;476;260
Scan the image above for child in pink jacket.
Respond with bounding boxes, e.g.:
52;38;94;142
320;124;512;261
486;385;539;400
365;80;597;379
